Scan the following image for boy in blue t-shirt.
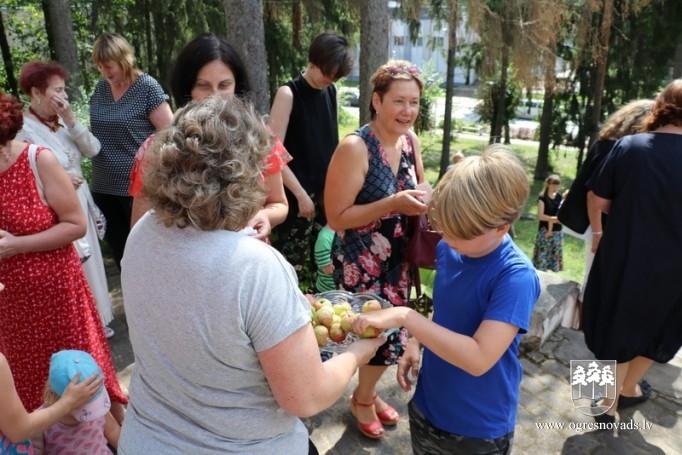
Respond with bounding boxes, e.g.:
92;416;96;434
354;145;540;454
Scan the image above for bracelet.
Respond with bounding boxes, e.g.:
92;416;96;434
592;231;603;235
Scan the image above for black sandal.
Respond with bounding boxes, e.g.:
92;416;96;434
618;380;652;409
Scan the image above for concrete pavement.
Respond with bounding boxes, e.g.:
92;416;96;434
104;258;681;454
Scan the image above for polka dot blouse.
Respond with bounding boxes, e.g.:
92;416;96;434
89;73;169;196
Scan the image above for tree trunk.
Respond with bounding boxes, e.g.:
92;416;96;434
42;0;83;101
673;41;682;79
360;0;390;126
224;0;269;113
439;0;458;179
535;48;556;180
490;45;509;144
0;9;18;98
587;0;614;146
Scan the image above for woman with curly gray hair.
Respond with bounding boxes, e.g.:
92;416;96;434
119;96;383;454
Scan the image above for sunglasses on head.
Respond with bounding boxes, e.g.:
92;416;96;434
385;65;421;77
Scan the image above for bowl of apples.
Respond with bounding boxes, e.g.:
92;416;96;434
307;291;393;353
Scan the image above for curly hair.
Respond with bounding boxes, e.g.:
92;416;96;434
429;145;529;240
19;61;69;96
369;59;424;120
142;96;270;231
92;32;140;84
0;92;24;145
599;99;653;140
643;79;682;131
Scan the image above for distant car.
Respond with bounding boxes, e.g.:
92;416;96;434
339;88;359;107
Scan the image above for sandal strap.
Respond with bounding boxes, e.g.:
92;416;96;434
351;395;375;407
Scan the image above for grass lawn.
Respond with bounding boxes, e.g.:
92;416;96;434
339;119;586;285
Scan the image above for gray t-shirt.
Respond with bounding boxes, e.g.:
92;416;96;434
119;212;311;454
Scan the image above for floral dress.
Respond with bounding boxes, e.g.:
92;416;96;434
0;145;127;411
332;125;418;364
532;192;564;272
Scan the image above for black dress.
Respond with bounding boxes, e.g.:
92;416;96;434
582;132;682;363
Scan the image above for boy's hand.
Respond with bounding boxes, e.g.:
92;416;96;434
351;307;410;335
59;373;104;412
397;338;421;392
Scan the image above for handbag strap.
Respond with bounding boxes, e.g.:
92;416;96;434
403;131;424;184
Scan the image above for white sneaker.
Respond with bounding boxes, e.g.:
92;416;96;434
104;326;115;338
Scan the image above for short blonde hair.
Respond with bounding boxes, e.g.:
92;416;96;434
92;32;140;84
430;145;529;240
142;96;270;231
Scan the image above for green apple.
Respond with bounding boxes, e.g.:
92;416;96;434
329;323;346;343
359;325;382;339
361;300;382;313
315;306;334;329
334;301;353;316
314;325;329;346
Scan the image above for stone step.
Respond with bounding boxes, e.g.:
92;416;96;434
521;270;580;351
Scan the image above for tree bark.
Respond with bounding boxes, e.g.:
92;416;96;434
42;0;83;101
223;0;269;113
360;0;390;126
0;9;18;98
535;48;556;180
673;41;682;79
439;0;458;179
490;45;509;144
588;0;614;146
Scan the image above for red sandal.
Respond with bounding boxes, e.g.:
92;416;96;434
350;395;385;439
373;393;400;426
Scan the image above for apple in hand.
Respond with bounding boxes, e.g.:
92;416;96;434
359;325;383;339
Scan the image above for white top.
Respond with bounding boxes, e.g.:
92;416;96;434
17;115;100;177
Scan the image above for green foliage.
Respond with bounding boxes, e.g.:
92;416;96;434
475;78;521;126
338;104;357;129
414;64;442;134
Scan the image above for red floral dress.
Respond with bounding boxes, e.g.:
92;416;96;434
0;145;127;411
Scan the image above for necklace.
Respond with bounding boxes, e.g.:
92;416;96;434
29;106;61;132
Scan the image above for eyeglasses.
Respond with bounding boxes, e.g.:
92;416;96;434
549;180;561;185
385;65;421;77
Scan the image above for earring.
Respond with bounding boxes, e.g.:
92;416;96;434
37;98;41;105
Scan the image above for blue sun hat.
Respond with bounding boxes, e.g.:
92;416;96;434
49;350;110;421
